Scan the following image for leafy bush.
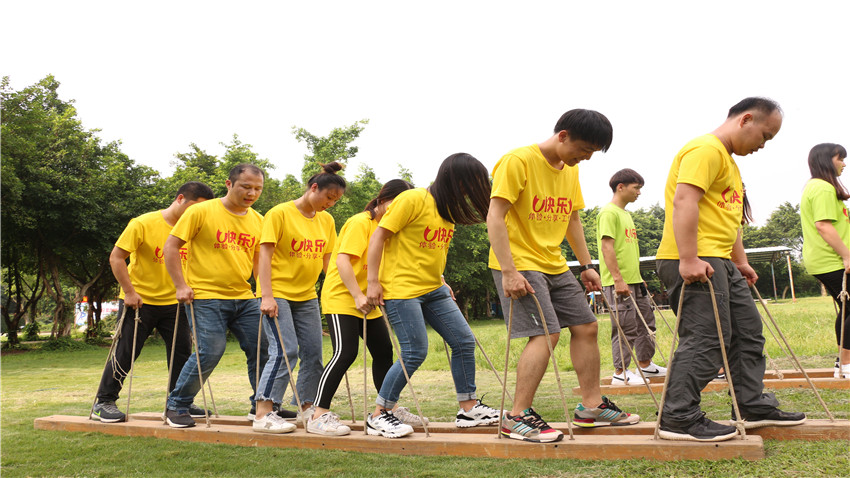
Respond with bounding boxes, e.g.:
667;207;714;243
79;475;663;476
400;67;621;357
40;337;97;352
22;322;40;341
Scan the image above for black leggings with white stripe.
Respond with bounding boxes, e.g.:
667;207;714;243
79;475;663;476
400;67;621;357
314;313;394;410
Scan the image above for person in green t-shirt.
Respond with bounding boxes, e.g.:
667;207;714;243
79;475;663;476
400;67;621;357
597;169;666;386
800;143;850;379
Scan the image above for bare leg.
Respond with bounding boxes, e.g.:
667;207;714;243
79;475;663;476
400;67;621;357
255;400;274;417
569;322;602;408
511;333;560;416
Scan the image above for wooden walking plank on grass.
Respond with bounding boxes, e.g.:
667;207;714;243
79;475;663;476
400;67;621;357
34;415;763;461
579;377;850;396
597;368;837;386
128;413;848;440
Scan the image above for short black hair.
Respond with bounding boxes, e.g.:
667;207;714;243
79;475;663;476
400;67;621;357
727;97;782;119
228;163;265;183
608;168;644;193
553;109;613;152
175;181;215;201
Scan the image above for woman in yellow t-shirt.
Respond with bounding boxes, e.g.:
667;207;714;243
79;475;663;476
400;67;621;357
253;162;344;434
800;143;850;378
309;179;421;436
363;153;500;438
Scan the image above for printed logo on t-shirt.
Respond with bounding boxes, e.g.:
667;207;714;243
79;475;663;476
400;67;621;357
528;195;573;222
153;246;189;265
289;238;327;260
625;228;637;243
419;226;453;250
843;207;849;221
214;229;257;252
717;186;743;213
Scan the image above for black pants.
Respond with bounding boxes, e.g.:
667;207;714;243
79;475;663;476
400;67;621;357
314;314;394;410
96;301;192;403
813;269;850;350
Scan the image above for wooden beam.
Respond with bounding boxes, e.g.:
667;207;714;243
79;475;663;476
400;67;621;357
34;415;764;461
579;377;850;396
597;368;837;386
127;413;847;441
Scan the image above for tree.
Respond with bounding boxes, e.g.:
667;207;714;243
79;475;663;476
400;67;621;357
444;223;495;319
292;119;369;183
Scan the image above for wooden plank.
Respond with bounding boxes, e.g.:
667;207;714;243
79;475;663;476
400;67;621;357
598;368;837;386
34;415;763;461
127;413;848;440
579;377;850;396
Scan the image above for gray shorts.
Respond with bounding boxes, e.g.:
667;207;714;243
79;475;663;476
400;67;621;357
492;269;597;339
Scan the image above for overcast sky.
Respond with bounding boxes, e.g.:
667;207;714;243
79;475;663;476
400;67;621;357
3;1;848;225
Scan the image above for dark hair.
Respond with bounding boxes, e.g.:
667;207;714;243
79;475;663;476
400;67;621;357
808;143;849;200
741;183;753;225
365;179;414;219
428;153;490;225
608;168;644;193
228;163;265;183
553;109;613;152
727;97;782;119
306;161;347;192
175;181;215;201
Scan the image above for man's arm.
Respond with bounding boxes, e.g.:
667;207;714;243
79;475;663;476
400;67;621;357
672;183;714;284
109;246;143;308
486;197;534;298
815;220;850;272
730;229;758;285
164;235;192;303
600;237;629;296
257;243;278;318
565;211;601;291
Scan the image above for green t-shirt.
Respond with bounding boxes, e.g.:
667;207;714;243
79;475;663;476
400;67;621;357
801;178;850;275
596;202;642;286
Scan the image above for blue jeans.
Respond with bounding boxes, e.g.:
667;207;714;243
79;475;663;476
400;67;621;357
376;285;477;408
167;299;267;411
256;298;324;407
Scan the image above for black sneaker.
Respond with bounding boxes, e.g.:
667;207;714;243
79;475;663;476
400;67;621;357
188;404;210;418
247;404;298;421
734;408;806;429
92;401;126;423
659;413;737;442
165;409;195;428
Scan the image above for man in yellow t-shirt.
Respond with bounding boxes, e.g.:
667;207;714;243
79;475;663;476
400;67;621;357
655;97;805;442
488;109;639;443
163;164;266;429
91;182;214;423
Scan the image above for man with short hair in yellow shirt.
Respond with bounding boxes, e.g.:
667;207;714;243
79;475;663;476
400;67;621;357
655;97;805;442
163;164;266;428
91;182;214;423
488;109;639;443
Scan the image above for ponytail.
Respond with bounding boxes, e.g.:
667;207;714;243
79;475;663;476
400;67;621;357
306;161;347;192
365;179;415;219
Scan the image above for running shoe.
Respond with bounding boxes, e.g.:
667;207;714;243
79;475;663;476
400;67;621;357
733;407;806;429
639;361;667;377
253;411;296;434
165;409;195;428
573;396;639;427
500;408;563;443
659;413;737;442
91;401;126;423
307;411;351;436
393;406;430;426
455;399;500;428
612;370;648;386
366;410;414;438
188;404;210;418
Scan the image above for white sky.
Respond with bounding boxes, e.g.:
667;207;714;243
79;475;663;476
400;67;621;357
3;1;848;225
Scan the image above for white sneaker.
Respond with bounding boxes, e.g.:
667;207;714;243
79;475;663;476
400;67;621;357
393;406;429;426
307;411;351;436
835;363;850;379
625;370;648;386
456;399;500;428
639;362;667;377
296;405;316;423
366;410;414;438
253;412;296;434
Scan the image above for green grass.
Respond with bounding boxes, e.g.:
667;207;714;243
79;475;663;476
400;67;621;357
2;296;849;477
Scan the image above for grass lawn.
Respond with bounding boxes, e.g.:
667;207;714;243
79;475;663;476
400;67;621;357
2;296;848;477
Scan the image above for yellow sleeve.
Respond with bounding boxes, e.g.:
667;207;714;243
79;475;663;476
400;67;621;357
260;206;284;245
491;154;526;204
114;218;144;253
171;205;203;243
378;190;421;233
677;145;723;193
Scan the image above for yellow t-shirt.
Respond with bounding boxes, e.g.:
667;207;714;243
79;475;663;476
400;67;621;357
488;144;585;274
378;188;453;300
259;201;336;301
115;210;188;305
656;134;743;260
321;211;381;318
170;198;263;300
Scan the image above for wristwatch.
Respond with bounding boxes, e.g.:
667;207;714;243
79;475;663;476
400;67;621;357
578;264;595;273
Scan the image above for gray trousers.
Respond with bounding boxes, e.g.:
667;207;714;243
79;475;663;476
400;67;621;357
603;284;656;370
656;258;778;427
